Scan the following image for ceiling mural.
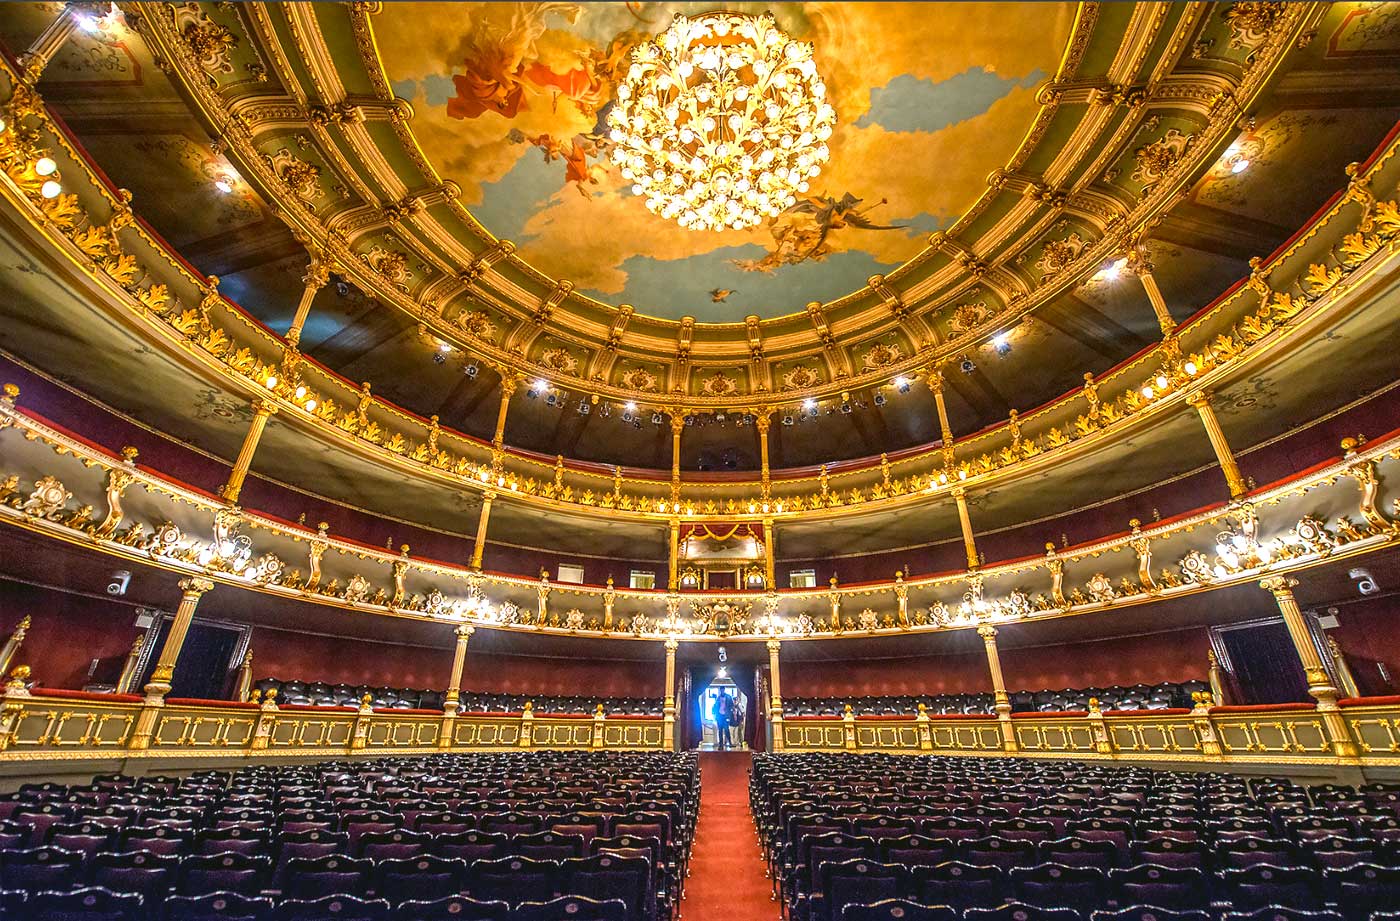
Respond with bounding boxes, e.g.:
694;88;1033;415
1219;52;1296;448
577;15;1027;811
375;1;1076;321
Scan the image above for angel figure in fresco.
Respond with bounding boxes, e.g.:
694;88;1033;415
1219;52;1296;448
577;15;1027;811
511;129;607;195
446;3;582;120
732;193;903;273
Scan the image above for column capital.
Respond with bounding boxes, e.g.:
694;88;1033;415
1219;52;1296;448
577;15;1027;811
664;637;679;652
1185;389;1210;408
950;484;967;499
302;257;333;290
253;398;280;417
753;410;773;434
977;623;998;640
926;367;944;393
455;624;475;640
669;413;686;436
178;578;215;597
1260;575;1299;597
766;639;782;654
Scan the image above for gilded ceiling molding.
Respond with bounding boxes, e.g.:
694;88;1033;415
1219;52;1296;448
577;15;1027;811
123;1;1325;407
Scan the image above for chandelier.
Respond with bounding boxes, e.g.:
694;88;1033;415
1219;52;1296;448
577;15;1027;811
608;11;835;232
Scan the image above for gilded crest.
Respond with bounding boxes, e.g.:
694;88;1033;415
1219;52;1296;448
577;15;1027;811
699;371;739;397
1132;129;1193;191
540;347;579;375
780;365;822;390
861;342;902;371
619;367;659;393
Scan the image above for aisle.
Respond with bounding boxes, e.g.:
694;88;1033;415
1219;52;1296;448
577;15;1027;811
682;751;776;921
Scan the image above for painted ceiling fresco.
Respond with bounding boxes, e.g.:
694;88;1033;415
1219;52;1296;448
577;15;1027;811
375;2;1076;321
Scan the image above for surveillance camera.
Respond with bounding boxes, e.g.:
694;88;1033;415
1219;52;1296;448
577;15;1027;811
107;570;132;596
1350;567;1379;595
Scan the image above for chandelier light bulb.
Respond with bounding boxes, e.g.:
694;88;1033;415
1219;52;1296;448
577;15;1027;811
40;180;62;199
609;11;836;232
35;157;57;177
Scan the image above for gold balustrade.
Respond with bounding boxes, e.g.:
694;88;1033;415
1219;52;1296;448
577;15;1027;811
0;52;1397;524
1;382;1398;642
779;701;1400;771
0;688;664;765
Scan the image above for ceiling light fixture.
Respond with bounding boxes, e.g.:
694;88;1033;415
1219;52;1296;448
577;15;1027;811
1230;158;1250;174
609;11;835;232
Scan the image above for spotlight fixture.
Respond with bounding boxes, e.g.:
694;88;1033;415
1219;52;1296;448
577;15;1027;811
840;401;852;414
599;402;611;418
465;363;479;378
781;414;794;426
534;378;550;392
715;411;726;424
577;400;590;415
960;357;977;374
991;333;1011;356
432;351;446;364
1230;158;1250;174
684;415;695;426
893;376;911;393
652;411;664;425
622;410;636;424
873;392;887;406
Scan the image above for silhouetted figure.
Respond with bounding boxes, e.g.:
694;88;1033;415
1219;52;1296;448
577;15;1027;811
715;689;734;751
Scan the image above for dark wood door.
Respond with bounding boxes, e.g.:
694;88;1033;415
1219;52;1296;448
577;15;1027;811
138;617;245;700
1217;620;1309;704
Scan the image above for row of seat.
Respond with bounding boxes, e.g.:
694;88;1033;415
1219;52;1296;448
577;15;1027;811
840;902;1400;921
249;678;663;714
751;753;1400;921
0;752;696;921
781;681;1209;716
0;887;632;921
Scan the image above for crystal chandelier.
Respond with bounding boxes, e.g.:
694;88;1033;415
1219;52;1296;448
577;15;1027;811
608;11;835;232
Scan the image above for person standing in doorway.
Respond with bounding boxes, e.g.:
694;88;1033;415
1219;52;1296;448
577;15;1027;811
731;693;745;749
714;689;733;751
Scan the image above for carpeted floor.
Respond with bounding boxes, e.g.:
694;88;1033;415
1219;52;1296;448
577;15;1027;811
681;751;775;920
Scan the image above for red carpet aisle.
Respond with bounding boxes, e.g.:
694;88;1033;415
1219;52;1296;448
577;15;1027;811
682;752;776;921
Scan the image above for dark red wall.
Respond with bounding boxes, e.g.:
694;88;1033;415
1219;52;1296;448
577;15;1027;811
997;627;1213;691
783;626;1213;700
785;651;991;698
249;623;661;697
0;580;141;690
1328;596;1400;695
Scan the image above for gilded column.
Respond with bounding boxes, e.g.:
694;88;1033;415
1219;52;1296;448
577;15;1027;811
231;647;253;702
951;486;979;570
131;578;214;750
761;517;776;589
284;257;332;348
1260;576;1358;758
18;3;80;83
663;638;678;750
219;399;278;504
767;639;785;752
0;616;30;680
756;411;772;499
928;367;956;470
668;517;681;591
443;625;474;714
979;624;1019;753
669;413;685;503
491;370;518;463
470;491;495;569
1127;248;1176;337
1187;390;1247;498
115;637;144;695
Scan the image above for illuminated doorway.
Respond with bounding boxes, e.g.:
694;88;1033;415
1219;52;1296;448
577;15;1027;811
697;672;750;751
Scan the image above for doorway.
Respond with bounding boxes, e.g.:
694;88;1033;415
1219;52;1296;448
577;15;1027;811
136;615;249;700
698;674;750;751
681;663;758;751
1211;616;1328;705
